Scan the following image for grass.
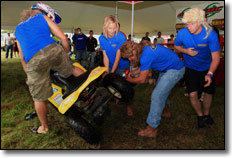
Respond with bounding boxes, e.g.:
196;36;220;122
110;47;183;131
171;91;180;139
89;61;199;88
1;50;225;149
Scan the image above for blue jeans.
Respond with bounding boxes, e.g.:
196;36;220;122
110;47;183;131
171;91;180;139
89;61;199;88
87;51;95;68
147;67;185;128
76;50;87;67
6;44;13;58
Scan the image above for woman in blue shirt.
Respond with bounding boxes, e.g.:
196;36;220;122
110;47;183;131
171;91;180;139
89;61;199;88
15;2;83;134
120;41;185;138
99;15;133;116
99;15;130;75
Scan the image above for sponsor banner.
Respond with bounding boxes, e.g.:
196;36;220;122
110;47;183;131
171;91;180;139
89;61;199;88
176;1;224;25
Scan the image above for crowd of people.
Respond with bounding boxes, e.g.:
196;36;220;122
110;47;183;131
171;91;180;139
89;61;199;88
12;2;223;139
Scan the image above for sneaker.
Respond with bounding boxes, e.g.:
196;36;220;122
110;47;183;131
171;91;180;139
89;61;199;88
197;116;206;128
204;115;215;125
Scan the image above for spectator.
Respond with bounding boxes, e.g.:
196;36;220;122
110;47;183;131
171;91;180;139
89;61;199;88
167;34;175;51
99;15;133;116
155;31;164;44
72;28;88;67
86;30;98;69
5;33;14;59
65;34;73;58
15;2;84;134
13;35;19;58
153;38;157;45
174;8;221;128
141;32;151;42
120;40;185;138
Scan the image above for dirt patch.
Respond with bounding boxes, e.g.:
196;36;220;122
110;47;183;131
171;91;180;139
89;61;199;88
1;104;16;110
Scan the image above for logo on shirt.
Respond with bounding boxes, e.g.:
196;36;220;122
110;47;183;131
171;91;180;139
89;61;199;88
197;44;208;47
112;44;117;47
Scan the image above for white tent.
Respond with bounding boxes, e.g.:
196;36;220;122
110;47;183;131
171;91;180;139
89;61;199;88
1;1;211;36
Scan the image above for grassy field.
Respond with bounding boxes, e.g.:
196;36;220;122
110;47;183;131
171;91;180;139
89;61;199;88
1;50;225;149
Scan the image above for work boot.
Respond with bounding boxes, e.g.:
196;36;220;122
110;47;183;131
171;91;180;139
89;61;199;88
161;104;171;118
204;115;215;125
138;125;158;138
197;116;206;128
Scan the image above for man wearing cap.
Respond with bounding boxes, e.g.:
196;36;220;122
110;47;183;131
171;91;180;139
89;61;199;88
15;2;84;134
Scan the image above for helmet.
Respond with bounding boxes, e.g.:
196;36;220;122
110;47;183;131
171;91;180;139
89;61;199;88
31;2;61;24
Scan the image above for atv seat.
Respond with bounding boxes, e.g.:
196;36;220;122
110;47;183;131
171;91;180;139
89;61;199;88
50;70;91;99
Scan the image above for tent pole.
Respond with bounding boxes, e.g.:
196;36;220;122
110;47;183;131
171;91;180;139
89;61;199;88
131;1;134;41
115;1;118;19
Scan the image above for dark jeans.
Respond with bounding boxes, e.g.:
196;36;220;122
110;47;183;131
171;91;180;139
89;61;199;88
6;44;13;58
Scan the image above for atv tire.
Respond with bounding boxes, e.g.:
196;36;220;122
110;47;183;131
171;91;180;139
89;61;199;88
67;111;100;144
103;73;134;102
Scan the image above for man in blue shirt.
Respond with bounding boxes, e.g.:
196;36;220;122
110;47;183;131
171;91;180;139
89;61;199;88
72;28;88;67
15;2;84;134
174;8;221;128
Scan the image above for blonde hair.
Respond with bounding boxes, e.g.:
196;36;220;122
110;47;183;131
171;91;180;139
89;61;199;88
20;9;41;22
182;8;212;39
103;15;119;38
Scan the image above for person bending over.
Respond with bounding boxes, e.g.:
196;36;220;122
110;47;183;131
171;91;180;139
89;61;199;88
120;40;185;138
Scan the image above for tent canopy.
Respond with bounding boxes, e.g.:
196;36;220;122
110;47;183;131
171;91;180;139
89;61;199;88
1;1;207;36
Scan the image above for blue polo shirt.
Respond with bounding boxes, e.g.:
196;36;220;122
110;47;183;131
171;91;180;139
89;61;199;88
140;45;184;72
15;13;56;63
175;26;220;71
99;32;129;69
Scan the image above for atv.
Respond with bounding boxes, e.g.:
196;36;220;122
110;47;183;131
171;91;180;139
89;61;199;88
48;62;134;144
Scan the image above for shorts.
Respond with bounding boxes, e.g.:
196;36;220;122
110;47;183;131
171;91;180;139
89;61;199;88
26;43;74;101
184;67;216;94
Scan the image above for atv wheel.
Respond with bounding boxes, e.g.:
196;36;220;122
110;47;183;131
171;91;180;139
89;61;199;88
103;73;134;102
67;111;100;144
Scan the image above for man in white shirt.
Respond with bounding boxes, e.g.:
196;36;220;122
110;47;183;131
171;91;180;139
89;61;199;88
5;33;14;59
155;31;164;44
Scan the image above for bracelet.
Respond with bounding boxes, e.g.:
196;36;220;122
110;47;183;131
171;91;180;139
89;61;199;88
208;71;213;76
207;74;213;78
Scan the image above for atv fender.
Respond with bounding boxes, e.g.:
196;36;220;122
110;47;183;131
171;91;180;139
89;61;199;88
58;66;107;114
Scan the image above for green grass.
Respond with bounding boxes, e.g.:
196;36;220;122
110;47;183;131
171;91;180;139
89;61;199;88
1;50;225;149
